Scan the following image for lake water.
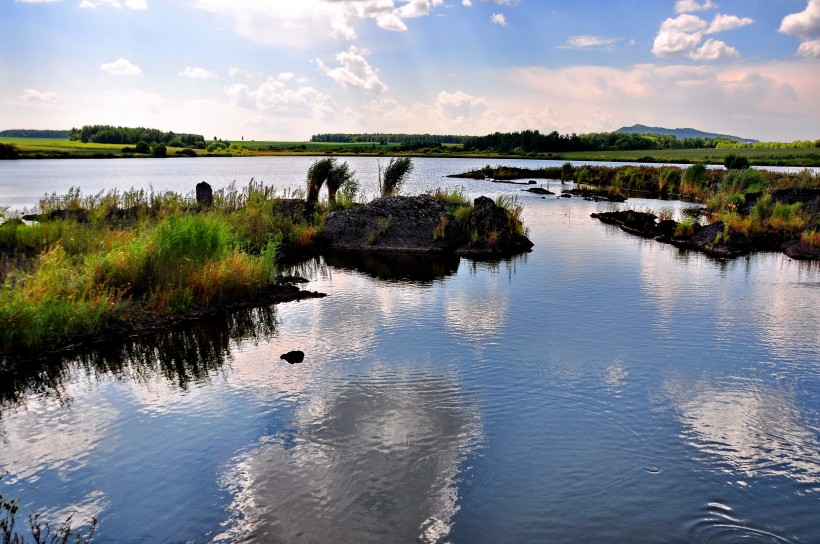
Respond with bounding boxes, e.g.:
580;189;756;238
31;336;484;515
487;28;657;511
1;157;819;543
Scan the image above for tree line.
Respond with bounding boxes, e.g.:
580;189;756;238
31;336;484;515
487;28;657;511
0;129;70;138
311;133;467;144
68;125;206;148
461;130;745;154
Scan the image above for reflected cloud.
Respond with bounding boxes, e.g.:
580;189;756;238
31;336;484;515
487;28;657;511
664;380;820;489
217;368;482;543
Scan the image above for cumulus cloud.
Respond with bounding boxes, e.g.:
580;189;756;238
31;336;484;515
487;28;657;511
193;0;447;47
780;0;820;57
225;77;335;119
779;0;820;38
20;88;58;101
100;58;142;75
653;10;752;59
797;38;820;57
180;66;217;78
315;46;387;92
436;90;488;121
689;38;739;60
462;0;472;5
705;13;754;34
490;13;506;26
652;14;707;57
229;67;253;80
560;35;622;49
79;0;148;9
675;0;716;14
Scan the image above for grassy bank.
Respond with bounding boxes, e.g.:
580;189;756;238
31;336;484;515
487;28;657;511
0;181;329;356
2;137;818;166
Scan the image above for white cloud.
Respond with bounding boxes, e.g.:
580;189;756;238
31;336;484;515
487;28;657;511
689;38;740;60
705;13;754;34
376;12;408;31
229;67;253;80
490;13;506;27
780;0;820;57
675;0;716;14
797;38;820;57
653;11;751;59
180;66;217;79
100;58;142;75
436;90;487;121
315;46;387;92
278;72;295;81
462;0;472;5
225;77;335;120
561;35;622;49
20;88;58;101
779;0;820;38
193;0;448;46
652;15;707;57
79;0;148;8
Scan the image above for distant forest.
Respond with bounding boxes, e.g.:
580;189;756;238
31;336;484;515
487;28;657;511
68;125;206;148
311;133;467;144
0;129;70;138
461;130;744;154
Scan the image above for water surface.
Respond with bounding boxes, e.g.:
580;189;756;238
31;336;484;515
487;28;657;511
1;158;818;543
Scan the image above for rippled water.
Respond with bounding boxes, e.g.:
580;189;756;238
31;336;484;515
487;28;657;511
1;158;819;543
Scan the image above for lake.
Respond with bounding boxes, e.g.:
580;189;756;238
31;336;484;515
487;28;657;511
1;157;819;543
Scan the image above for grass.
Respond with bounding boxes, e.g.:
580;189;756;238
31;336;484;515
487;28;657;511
557;146;820;167
0;181;328;354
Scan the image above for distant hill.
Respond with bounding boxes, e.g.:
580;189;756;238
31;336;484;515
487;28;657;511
616;124;756;144
0;129;70;138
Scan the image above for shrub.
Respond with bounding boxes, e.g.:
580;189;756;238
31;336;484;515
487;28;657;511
325;161;355;203
561;162;574;182
724;154;750;170
719;168;771;194
150;144;167;158
135;141;150;154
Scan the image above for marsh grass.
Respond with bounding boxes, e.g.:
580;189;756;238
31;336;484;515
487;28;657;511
379;157;413;197
0;180;335;353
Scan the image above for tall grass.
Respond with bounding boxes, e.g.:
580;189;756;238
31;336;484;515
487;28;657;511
379;157;413;197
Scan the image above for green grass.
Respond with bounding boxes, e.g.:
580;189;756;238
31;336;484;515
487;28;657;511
0;181;331;354
557;147;820;167
230;140;401;153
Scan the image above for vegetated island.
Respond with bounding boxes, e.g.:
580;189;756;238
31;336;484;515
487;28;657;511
0;158;532;366
452;160;819;261
2;126;819;166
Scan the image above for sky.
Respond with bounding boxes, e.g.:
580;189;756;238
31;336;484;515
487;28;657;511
1;0;819;141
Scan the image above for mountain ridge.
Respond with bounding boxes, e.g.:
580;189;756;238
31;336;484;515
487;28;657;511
616;124;756;143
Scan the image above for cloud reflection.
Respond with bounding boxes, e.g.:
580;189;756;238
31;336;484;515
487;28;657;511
217;368;482;543
664;380;820;489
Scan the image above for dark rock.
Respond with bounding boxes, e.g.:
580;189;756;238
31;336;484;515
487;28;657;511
275;275;310;284
564;187;626;202
560;193;572;198
528;180;537;184
323;195;532;256
687;221;752;258
280;350;305;364
49;208;90;223
782;239;820;260
105;206;141;226
523;187;554;195
655;219;678;239
324;195;464;253
196;181;213;207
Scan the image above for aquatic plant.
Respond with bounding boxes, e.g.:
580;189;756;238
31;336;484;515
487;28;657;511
306;158;335;203
325;161;356;204
378;157;413;197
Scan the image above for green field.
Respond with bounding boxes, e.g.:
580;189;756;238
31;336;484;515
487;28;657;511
2;137;818;166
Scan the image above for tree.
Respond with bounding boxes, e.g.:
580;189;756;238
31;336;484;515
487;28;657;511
150;144;167;157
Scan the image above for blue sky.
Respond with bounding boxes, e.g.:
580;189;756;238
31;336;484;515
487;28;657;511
1;0;818;141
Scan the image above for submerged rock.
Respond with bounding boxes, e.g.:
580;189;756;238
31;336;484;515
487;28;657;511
280;350;305;364
523;187;554;195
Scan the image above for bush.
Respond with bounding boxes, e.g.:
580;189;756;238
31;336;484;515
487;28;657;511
658;168;681;193
306;158;335;202
150;144;167;157
135;141;150;154
724;154;750;170
175;148;198;157
719;168;771;194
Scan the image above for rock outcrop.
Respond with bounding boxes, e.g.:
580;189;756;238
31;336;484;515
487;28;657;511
323;195;533;257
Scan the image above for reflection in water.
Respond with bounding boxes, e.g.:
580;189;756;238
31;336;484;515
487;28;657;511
0;306;279;413
323;251;460;283
217;368;482;543
664;380;820;490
